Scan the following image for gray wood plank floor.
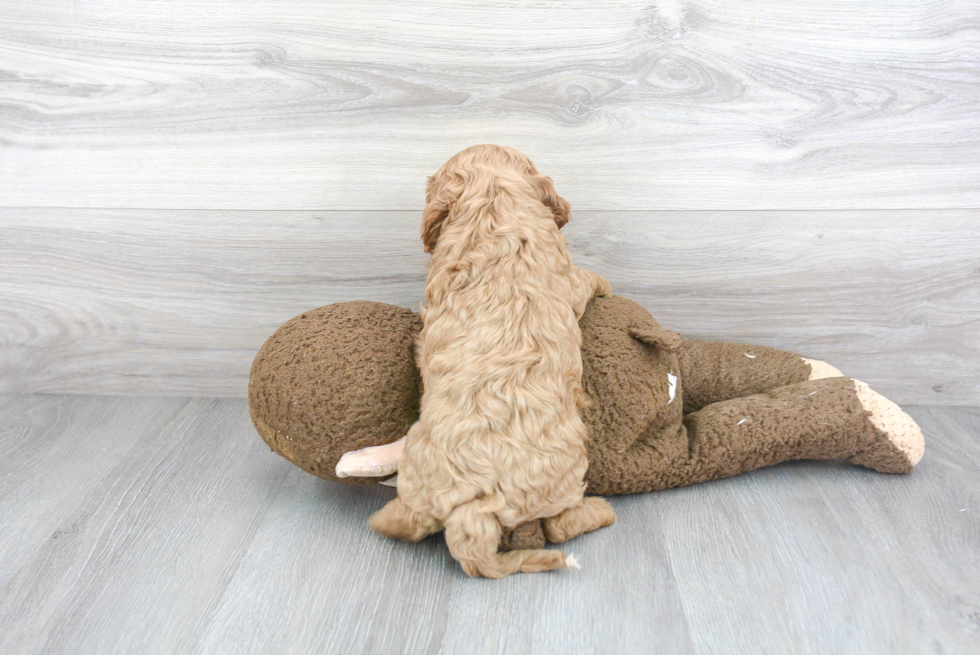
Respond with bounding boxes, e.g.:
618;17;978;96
0;394;977;655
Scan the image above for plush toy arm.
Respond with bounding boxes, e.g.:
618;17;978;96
680;377;924;480
677;339;841;413
335;436;405;478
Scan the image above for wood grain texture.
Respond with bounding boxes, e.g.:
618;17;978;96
0;396;291;654
0;395;977;654
0;395;176;587
194;475;693;655
576;211;980;406
662;404;980;655
1;0;978;210
2;208;977;404
0;208;429;397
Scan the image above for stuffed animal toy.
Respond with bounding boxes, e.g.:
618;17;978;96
249;295;924;550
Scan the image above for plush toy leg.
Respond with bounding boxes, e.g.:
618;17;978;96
681;377;924;485
679;339;832;413
542;497;616;543
443;498;574;578
584;376;924;495
850;380;925;473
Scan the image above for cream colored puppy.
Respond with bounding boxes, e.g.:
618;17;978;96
369;145;616;578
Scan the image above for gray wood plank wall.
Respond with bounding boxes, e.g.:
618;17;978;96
1;1;978;403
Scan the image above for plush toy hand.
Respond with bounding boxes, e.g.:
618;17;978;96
335;436;405;483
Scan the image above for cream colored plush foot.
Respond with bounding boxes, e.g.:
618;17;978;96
804;358;844;380
850;380;925;473
335;436;405;478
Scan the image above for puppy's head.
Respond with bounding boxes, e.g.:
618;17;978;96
421;144;570;254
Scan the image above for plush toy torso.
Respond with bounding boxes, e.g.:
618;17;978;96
576;297;685;495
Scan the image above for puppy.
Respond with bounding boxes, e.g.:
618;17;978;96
369;145;615;578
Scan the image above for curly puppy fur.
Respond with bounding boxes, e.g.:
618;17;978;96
369;145;616;577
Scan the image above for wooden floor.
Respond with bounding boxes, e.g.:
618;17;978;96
0;394;977;655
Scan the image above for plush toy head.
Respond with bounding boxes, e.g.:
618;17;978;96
249;301;421;484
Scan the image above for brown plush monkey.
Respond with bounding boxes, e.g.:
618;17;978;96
249;295;924;549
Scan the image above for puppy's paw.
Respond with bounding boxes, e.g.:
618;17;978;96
594;276;613;298
543;497;616;543
369;498;441;542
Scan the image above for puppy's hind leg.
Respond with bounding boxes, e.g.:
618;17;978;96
444;498;572;578
370;497;442;542
543;497;616;543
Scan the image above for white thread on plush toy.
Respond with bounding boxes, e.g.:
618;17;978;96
737;418;748;426
667;372;678;403
744;352;756;359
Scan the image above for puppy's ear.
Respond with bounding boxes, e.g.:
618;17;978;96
533;173;571;229
421;171;463;254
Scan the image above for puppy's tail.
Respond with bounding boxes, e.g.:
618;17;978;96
444;498;574;578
